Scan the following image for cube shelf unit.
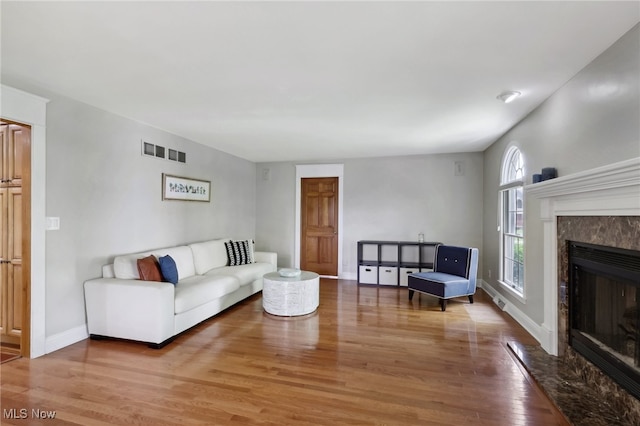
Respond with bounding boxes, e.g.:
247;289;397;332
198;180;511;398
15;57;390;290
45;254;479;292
357;240;441;286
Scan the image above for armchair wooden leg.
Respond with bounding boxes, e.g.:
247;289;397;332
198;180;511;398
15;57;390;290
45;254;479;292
408;289;414;301
468;295;474;304
440;299;447;311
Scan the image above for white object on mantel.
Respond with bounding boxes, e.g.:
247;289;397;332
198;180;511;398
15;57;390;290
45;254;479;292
525;156;640;357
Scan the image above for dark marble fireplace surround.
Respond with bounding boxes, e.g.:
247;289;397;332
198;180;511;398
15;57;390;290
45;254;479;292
557;216;640;423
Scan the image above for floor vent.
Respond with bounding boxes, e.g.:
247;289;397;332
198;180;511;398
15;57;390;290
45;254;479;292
493;296;506;311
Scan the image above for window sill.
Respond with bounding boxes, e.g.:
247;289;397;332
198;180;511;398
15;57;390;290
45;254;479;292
498;280;526;304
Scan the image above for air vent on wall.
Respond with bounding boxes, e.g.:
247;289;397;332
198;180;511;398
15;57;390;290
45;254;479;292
493;296;506;311
143;141;154;156
141;140;186;163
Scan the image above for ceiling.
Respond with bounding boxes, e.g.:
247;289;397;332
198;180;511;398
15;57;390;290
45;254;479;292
2;1;638;163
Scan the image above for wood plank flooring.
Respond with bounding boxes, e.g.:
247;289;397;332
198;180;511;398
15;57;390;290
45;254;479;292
1;279;568;425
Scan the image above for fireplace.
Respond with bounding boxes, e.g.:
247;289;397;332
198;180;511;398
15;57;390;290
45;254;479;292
525;158;640;421
569;241;640;399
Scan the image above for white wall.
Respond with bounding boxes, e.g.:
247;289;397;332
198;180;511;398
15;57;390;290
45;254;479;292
482;24;640;324
257;152;484;278
3;84;258;347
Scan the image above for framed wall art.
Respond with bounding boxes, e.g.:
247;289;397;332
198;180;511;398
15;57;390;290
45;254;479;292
162;174;211;202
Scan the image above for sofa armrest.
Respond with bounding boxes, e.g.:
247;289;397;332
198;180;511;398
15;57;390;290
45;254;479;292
254;251;277;268
84;278;175;345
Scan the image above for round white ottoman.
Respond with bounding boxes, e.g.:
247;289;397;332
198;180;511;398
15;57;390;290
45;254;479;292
262;271;319;316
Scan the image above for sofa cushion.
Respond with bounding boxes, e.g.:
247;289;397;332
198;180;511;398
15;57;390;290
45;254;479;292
225;240;254;266
158;255;179;284
174;275;240;314
137;255;163;282
189;238;231;275
205;262;275;286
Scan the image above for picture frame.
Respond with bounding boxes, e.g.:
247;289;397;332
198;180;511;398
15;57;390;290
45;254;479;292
162;174;211;202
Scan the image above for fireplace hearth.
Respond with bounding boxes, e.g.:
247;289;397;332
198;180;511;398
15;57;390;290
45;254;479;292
569;241;640;400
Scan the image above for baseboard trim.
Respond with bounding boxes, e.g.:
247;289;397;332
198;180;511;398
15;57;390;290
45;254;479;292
45;324;89;354
479;280;545;347
339;271;357;281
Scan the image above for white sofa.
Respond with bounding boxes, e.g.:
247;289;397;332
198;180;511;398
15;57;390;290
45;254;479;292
84;238;277;348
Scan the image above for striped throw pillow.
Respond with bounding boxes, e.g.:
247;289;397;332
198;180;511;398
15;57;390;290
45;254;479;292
224;240;254;266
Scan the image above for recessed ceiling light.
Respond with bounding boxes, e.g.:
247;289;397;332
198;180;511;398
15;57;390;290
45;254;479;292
497;91;521;103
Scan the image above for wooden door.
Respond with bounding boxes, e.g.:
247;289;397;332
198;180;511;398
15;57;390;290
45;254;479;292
301;177;338;276
0;122;30;352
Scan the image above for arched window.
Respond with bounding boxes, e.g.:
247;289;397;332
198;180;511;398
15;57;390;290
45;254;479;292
501;146;525;184
499;147;525;295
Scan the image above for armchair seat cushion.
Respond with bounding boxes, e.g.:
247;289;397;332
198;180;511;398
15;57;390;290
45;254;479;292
407;272;472;299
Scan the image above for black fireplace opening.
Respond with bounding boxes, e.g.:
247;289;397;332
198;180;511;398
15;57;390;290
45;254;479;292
569;241;640;400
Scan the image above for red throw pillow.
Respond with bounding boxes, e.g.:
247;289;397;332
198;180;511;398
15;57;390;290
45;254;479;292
137;255;163;282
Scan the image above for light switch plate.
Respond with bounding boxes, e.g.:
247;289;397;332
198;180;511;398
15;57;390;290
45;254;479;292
46;217;60;230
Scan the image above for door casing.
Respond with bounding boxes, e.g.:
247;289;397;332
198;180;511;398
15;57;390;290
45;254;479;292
2;84;48;358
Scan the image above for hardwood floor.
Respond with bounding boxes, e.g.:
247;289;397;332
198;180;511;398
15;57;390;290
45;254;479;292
1;279;568;425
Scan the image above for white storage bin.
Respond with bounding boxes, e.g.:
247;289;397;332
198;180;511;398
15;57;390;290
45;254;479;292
379;267;398;285
399;267;419;286
359;265;378;284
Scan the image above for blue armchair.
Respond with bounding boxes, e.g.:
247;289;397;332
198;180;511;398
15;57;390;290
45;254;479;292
407;245;479;311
